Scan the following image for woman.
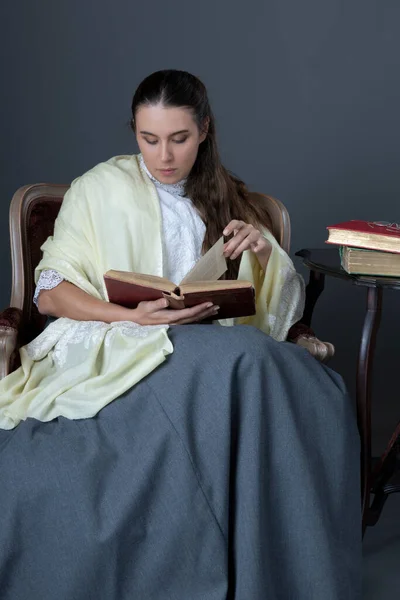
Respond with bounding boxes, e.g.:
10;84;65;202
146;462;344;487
0;70;360;599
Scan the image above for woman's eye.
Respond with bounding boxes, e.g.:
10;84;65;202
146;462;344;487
173;138;188;144
144;138;157;145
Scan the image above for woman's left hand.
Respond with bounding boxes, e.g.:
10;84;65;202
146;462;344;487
223;220;272;270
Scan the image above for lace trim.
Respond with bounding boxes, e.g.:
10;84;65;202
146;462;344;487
157;187;205;283
33;270;65;306
26;318;169;369
139;154;187;197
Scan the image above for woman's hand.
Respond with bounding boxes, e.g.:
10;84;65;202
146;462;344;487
130;298;219;326
223;220;272;270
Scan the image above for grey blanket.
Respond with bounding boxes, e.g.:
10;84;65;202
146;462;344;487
0;325;361;599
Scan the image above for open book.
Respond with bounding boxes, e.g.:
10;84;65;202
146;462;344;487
104;237;256;320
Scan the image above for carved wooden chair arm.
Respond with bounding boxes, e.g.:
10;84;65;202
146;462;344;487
0;307;24;379
287;321;335;363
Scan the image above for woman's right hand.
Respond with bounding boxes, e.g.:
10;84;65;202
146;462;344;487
130;298;220;325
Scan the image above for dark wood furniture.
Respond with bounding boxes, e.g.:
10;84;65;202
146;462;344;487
296;247;400;536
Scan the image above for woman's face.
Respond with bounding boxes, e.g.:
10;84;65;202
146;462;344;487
135;104;207;184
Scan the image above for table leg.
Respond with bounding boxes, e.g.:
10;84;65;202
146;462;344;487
356;286;382;536
302;270;326;327
367;420;400;525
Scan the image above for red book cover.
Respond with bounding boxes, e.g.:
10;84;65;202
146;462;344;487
327;220;400;239
104;274;256;320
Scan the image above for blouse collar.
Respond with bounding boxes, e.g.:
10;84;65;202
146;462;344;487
139;154;187;197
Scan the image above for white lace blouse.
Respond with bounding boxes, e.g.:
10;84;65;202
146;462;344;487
33;157;206;306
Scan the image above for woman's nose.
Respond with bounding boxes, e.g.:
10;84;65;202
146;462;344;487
160;143;173;163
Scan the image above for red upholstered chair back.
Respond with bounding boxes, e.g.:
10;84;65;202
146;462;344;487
9;185;68;342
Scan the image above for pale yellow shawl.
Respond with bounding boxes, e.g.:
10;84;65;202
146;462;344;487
0;155;304;429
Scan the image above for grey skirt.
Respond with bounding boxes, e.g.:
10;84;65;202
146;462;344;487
0;324;361;600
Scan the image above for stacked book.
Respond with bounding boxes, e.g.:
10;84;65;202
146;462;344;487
326;220;400;277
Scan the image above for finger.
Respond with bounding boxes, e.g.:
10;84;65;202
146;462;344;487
250;238;272;260
149;302;215;324
140;298;169;312
166;302;215;323
223;226;256;257
223;220;245;237
250;236;270;251
228;231;260;260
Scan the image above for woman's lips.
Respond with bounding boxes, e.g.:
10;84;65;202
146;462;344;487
158;168;177;176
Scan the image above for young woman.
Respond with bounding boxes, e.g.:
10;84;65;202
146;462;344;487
0;70;361;599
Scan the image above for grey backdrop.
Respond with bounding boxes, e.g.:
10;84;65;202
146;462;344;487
1;0;400;451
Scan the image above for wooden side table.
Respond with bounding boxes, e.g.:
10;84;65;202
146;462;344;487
296;248;400;536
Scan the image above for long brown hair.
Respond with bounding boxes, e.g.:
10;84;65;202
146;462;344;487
131;70;272;279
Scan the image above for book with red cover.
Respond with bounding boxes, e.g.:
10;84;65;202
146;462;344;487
326;220;400;253
104;237;257;320
104;271;256;320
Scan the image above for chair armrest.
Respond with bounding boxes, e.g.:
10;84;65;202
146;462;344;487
287;321;335;363
0;307;23;379
287;321;316;342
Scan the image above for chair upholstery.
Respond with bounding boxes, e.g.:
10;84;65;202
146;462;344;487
0;183;307;379
9;184;67;336
247;192;291;254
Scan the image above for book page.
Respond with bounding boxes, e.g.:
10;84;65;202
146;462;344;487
179;237;227;284
105;270;176;293
181;280;252;293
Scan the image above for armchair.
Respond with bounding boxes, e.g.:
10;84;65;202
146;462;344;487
0;184;332;379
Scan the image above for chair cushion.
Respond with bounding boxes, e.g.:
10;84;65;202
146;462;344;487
0;307;23;331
